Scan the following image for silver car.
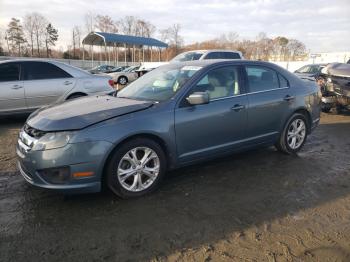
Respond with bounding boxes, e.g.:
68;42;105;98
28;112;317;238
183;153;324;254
0;59;115;115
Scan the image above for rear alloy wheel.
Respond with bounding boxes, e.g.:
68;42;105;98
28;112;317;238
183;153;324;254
106;138;166;198
276;113;308;154
118;76;128;85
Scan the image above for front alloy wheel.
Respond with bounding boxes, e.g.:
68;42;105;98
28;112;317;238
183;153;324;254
106;138;166;198
117;147;160;192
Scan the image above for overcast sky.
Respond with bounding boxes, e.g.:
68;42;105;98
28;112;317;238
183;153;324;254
0;0;349;52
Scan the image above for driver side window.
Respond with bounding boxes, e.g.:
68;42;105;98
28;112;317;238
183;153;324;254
190;66;241;101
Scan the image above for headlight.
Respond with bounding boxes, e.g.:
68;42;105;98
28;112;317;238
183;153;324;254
32;132;74;151
327;77;332;83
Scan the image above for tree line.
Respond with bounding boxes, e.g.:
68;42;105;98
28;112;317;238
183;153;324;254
0;12;307;62
1;13;58;58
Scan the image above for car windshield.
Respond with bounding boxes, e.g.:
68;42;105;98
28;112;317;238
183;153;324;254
117;64;202;102
172;52;204;62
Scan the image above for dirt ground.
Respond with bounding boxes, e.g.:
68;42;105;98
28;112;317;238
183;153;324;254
0;112;350;262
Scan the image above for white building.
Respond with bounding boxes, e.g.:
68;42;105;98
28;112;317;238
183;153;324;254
271;51;350;72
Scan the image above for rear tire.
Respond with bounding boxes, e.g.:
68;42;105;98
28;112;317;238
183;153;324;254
67;93;86;100
118;76;128;85
275;113;308;155
105;138;166;199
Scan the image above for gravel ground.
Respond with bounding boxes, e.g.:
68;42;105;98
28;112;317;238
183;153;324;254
0;112;350;262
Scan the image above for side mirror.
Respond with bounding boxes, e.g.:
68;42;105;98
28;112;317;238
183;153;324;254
186;92;209;105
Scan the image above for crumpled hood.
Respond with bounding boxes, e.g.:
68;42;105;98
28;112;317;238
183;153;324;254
326;63;350;78
27;95;153;131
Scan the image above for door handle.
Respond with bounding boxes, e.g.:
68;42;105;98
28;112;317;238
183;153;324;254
64;81;73;85
231;104;245;112
11;84;23;89
284;95;295;101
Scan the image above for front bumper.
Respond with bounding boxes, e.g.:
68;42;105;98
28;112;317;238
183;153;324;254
16;140;113;194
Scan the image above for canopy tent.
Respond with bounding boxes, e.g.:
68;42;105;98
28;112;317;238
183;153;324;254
83;32;168;48
82;32;168;67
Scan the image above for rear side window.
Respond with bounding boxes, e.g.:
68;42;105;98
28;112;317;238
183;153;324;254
221;52;241;59
0;63;20;82
246;66;279;92
278;74;289;88
204;52;222;59
204;52;241;60
23;62;71;80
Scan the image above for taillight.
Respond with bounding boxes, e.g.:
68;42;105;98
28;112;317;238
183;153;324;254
108;79;115;87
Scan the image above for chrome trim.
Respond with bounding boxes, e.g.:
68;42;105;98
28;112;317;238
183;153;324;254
18;162;33;182
18;139;31;152
210;93;247;102
247;86;289;95
19;130;38;149
210;87;290;102
313;118;320;123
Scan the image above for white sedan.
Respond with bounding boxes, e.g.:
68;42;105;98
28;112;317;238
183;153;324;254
106;66;139;85
0;59;115;115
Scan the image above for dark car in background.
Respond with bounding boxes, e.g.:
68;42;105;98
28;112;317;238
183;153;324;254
294;63;326;79
17;60;320;198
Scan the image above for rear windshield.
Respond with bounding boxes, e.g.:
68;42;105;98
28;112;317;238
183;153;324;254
171;52;203;62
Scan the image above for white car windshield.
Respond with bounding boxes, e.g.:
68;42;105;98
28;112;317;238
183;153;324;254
117;64;202;101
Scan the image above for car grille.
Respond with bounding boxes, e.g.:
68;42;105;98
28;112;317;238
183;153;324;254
23;124;46;139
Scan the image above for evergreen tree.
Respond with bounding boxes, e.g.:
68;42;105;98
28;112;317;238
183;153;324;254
45;23;58;57
6;18;26;56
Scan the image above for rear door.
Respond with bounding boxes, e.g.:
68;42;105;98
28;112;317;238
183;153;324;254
175;65;248;162
244;65;294;144
0;62;26;113
22;61;76;109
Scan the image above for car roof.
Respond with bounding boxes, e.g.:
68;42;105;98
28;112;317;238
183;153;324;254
168;59;274;67
181;49;241;54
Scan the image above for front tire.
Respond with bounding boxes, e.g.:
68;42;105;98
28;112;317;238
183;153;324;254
276;113;308;154
106;138;166;198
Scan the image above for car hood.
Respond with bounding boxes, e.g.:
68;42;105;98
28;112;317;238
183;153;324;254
27;96;153;132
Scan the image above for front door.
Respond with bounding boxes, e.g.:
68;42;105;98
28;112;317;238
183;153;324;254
175;65;248;163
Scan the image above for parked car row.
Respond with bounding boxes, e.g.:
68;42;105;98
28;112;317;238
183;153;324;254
88;65;129;74
91;49;244;86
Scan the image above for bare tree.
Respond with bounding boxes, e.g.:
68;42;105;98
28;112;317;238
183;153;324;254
0;27;5;55
23;14;37;56
95;15;118;33
160;24;183;55
135;19;156;37
30;13;48;57
119;16;137;35
286;39;306;60
84;11;95;34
